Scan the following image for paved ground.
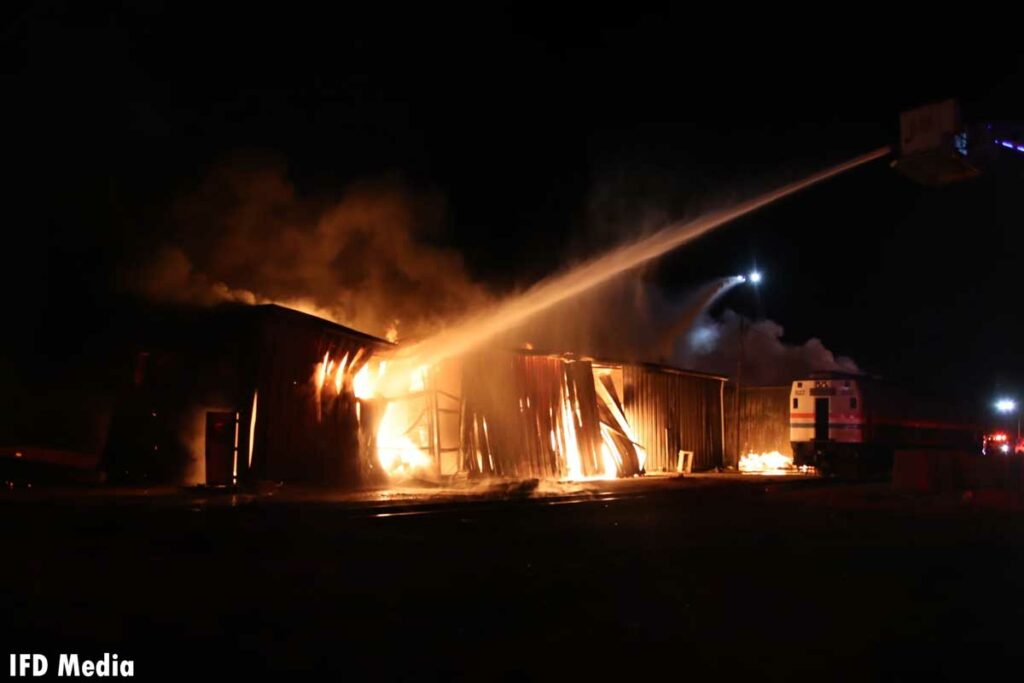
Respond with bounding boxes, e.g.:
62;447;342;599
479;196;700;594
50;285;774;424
4;475;1024;680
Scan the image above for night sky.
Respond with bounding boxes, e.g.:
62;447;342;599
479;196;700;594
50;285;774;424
5;3;1024;428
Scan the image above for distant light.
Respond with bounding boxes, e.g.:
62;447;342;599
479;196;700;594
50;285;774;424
1001;141;1015;149
738;275;747;283
1017;145;1024;153
1002;444;1010;453
748;271;762;284
995;398;1017;413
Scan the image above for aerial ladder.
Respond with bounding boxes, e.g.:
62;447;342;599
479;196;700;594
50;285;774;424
893;98;1024;186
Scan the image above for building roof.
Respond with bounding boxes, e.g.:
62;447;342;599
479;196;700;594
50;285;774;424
255;304;394;348
803;370;867;381
594;358;729;382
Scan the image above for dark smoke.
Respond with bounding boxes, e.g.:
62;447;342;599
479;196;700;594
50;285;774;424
131;162;489;340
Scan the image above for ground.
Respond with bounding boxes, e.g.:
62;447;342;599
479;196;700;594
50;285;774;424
4;475;1024;680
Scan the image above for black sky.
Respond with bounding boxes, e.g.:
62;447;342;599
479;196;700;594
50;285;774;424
4;2;1024;416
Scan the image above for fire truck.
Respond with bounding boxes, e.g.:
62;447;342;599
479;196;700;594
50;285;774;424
981;431;1024;456
892;99;1024;185
790;373;981;477
787;101;1023;477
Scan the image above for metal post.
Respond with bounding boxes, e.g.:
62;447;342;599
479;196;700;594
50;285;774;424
734;316;745;469
429;367;442;478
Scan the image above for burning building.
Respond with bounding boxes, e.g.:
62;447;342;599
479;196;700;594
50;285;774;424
104;304;393;486
105;305;730;487
409;351;728;482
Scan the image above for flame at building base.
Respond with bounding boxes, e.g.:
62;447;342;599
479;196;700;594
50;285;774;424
375;401;433;477
341;351;642;484
738;451;815;476
353;359;434;480
319;348;819;485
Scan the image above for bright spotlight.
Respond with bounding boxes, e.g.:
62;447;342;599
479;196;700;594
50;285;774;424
995;398;1018;413
748;271;762;284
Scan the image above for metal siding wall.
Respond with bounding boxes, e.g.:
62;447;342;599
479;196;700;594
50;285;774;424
252;310;385;486
623;366;724;472
105;305;389;486
461;352;561;479
743;386;793;456
724;385;793;459
460;352;606;479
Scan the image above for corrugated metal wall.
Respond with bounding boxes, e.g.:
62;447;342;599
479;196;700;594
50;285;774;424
724;385;793;460
460;352;607;479
247;306;391;486
622;366;725;472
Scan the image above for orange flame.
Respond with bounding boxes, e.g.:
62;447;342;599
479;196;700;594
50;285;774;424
345;357;434;479
739;451;812;475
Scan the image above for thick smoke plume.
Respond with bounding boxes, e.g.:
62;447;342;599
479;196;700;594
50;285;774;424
133;161;859;383
132;162;489;340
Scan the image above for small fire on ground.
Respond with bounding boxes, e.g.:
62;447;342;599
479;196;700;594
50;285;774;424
738;451;814;476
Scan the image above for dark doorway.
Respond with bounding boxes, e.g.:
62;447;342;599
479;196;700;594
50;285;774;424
814;398;830;441
205;411;237;485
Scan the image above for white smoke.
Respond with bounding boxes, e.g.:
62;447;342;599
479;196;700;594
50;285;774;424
677;308;860;384
496;276;858;385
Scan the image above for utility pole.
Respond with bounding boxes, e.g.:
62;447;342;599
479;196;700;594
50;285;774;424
733;316;745;469
731;270;761;469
